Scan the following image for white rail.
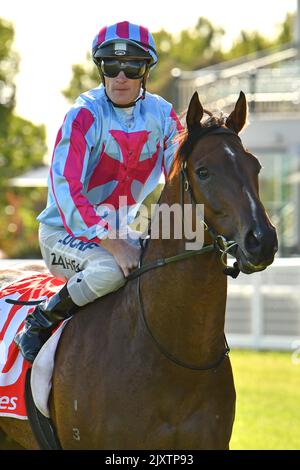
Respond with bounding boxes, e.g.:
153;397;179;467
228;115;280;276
0;257;299;351
226;257;300;351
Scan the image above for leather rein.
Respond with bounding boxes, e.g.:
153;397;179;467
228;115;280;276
127;125;241;371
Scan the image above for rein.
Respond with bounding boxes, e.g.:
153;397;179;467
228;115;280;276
127;125;242;371
131;236;230;371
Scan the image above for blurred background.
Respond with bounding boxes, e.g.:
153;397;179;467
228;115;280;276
0;0;299;450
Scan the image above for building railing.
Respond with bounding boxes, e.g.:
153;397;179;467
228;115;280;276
173;44;300;114
226;257;300;351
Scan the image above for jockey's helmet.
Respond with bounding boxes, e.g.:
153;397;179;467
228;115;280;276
92;21;157;107
92;21;157;69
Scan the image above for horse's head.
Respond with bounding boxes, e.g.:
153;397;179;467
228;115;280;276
171;91;278;274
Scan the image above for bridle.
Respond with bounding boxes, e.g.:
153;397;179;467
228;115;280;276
127;124;242;371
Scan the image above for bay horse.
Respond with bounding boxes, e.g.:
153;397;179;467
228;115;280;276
0;91;278;450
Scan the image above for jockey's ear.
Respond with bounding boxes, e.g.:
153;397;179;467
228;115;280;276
226;91;248;134
186;92;204;131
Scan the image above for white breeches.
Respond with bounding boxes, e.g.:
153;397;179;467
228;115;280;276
39;223;139;306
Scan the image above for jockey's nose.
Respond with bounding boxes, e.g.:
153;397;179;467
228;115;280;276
116;71;127;80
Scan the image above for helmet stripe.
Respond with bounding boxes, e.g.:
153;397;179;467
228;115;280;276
97;26;107;45
93;21;158;68
116;21;129;39
139;26;149;50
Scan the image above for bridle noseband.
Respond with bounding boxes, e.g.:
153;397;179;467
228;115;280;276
127;125;243;371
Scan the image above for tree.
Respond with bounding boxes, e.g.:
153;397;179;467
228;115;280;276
150;18;225;101
63;54;99;103
225;13;294;60
0;18;18;118
275;12;294;45
0;114;46;180
0;18;47;258
227;30;272;58
170;17;225;69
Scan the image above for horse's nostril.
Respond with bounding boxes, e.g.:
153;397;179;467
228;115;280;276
245;230;260;252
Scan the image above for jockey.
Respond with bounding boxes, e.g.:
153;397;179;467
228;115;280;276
14;21;182;364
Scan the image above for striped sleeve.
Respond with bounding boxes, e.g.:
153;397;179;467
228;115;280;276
50;107;111;243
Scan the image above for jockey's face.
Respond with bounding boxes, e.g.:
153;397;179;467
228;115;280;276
104;71;143;106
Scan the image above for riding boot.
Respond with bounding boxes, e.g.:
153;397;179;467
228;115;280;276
14;284;77;364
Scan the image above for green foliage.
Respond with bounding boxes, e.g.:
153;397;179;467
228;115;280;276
0;114;47;258
225;13;293;60
148;18;225;101
227;30;272;58
0;18;47;258
0;115;46;181
1;187;47;258
62;52;99;102
168;17;225;69
0;18;19;114
276;12;294;45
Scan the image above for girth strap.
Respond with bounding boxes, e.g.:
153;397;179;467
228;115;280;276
25;369;62;450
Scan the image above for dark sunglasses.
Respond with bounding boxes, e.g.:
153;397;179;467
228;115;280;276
100;59;148;79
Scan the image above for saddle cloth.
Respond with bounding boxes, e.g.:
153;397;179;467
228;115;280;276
0;274;65;419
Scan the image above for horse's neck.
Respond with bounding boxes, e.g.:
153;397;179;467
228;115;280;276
146;173;214;257
141;175;227;366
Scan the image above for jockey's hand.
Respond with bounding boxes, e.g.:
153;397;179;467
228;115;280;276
101;238;141;278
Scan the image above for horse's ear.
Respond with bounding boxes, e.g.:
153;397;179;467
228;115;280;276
186;92;204;131
226;91;247;134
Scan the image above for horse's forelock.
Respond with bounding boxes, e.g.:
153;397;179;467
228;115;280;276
203;110;228;127
168;111;228;181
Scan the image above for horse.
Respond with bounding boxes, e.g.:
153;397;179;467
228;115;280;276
0;91;278;450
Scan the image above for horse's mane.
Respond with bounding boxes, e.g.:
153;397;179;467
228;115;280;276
168;110;228;181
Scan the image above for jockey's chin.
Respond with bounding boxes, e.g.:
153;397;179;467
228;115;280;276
105;74;142;107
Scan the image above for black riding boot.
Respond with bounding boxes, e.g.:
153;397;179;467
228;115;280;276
14;284;77;364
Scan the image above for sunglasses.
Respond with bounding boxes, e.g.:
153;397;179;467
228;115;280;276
100;60;148;79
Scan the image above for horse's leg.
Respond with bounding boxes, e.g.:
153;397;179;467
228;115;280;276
0;418;39;449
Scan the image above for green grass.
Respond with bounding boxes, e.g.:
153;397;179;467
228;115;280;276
229;350;300;450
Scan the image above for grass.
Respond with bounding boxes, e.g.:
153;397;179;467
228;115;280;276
229;349;300;450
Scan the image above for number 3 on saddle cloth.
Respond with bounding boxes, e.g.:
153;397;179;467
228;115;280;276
0;274;65;419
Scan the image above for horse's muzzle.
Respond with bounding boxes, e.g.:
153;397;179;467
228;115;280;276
236;224;278;274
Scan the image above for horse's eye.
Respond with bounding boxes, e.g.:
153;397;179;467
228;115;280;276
196;166;209;180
